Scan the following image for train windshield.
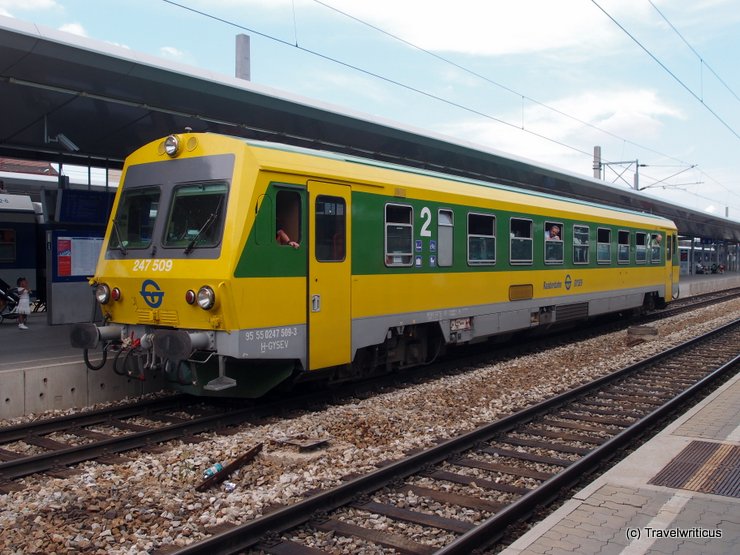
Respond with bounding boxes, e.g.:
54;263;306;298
163;181;228;250
109;186;160;250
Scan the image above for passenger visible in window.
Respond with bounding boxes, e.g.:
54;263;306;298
276;227;299;249
546;225;561;240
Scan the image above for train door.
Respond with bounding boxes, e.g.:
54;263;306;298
307;181;351;370
670;233;680;299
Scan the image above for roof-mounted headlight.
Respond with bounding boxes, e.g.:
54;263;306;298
164;134;181;157
196;286;215;310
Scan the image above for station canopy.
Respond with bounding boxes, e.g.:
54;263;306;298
1;16;738;241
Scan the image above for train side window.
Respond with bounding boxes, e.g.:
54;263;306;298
0;228;16;262
573;225;589;264
510;218;532;264
618;230;630;263
315;195;345;262
597;228;611;264
635;232;647;263
275;190;302;246
667;234;673;262
468;212;495;265
438;209;454;267
649;233;662;263
385;204;413;266
544;221;563;264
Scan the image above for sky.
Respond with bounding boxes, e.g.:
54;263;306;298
2;0;740;221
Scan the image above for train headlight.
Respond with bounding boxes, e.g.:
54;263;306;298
164;134;181;157
196;286;215;310
95;283;111;304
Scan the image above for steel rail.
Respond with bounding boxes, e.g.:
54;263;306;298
438;329;740;553
0;394;192;443
169;318;740;554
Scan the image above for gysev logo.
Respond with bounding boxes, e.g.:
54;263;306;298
564;274;572;290
140;279;164;308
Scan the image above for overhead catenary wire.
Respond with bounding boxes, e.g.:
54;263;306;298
160;0;594;160
313;0;740;208
159;0;740;210
590;0;740;142
312;0;689;167
647;0;740;105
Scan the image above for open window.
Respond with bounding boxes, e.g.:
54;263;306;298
438;209;454;267
618;230;630;264
468;212;495;265
385;204;413;266
275;189;302;246
597;228;611;264
544;221;563;264
573;225;589;264
510;218;532;264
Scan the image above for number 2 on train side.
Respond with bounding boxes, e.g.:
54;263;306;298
419;206;432;237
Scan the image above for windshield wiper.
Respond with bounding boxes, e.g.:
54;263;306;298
111;219;128;255
184;197;223;254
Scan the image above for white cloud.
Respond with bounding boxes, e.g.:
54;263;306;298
527;89;682;139
160;46;185;59
58;22;87;37
0;0;59;17
0;0;59;10
314;0;652;57
438;88;682;176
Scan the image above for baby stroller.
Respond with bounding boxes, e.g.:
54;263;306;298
0;278;20;324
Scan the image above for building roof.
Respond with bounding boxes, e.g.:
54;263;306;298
0;15;738;241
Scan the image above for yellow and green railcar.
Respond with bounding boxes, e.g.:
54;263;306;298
71;132;679;397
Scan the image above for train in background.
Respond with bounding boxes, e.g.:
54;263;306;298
71;132;680;397
0;193;43;307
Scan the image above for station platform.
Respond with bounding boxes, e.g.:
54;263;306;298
501;362;740;555
0;311;164;419
678;272;740;298
1;272;739;419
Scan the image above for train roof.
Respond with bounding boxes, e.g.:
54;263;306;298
0;193;34;213
234;135;677;229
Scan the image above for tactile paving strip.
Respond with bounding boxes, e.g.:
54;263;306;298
649;440;740;498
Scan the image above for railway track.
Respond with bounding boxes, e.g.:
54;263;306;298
648;287;740;319
167;318;740;555
0;289;737;495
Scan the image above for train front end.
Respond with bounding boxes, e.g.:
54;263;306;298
71;132;292;396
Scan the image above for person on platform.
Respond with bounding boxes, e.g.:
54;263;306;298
16;276;31;330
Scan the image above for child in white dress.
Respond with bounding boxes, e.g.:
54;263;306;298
16;276;31;329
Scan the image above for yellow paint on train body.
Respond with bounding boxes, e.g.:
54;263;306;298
91;132;676;375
